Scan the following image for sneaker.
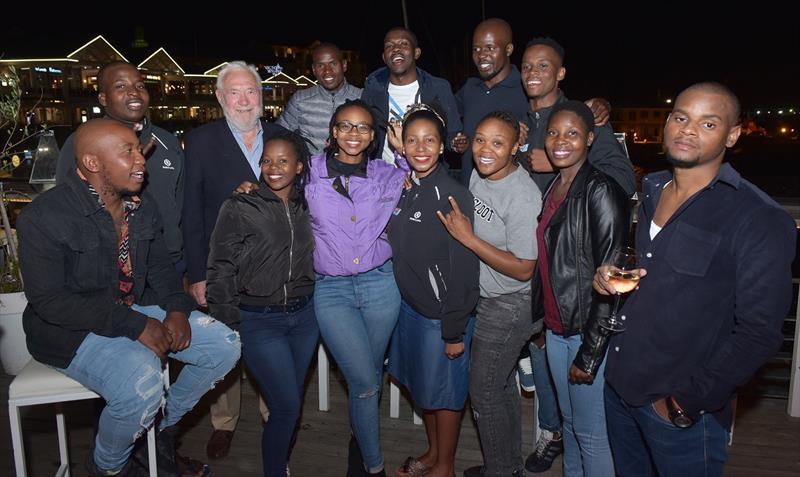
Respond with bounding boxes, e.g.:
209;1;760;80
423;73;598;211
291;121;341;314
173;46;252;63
518;356;535;392
525;429;563;473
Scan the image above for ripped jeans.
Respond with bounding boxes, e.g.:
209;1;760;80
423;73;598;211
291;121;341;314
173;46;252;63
58;305;240;472
314;261;401;473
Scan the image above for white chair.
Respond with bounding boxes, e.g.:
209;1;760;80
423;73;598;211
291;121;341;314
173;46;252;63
389;381;423;425
317;344;330;411
8;359;162;477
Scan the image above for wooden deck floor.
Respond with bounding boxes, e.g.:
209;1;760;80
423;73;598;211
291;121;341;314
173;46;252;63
2;361;799;476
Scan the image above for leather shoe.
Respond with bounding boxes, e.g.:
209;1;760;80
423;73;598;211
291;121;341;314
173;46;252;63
206;429;234;459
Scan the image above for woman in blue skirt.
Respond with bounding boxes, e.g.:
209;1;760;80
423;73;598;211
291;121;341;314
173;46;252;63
387;104;480;477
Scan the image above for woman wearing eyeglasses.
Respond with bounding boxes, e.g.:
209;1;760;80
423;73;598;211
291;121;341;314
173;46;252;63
306;99;408;477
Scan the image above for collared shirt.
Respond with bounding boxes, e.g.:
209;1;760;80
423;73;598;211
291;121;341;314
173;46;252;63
86;183;141;306
456;66;529;184
605;163;796;427
226;118;264;177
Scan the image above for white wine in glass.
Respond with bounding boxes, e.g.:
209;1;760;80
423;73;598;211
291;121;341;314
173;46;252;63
598;247;639;332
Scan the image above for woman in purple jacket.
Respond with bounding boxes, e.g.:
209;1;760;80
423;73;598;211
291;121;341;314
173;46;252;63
306;99;408;477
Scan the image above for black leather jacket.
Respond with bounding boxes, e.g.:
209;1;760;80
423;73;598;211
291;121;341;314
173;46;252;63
206;185;314;327
531;162;632;375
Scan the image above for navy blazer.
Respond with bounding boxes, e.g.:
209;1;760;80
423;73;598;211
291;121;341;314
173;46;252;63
182;118;286;283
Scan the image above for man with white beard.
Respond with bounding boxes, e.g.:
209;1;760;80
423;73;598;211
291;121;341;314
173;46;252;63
182;61;286;460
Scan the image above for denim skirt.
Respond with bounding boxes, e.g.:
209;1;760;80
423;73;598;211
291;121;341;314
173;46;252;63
388;300;474;410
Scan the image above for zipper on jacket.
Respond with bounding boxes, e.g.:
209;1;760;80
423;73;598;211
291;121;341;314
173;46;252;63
283;200;295;305
344;176;350;196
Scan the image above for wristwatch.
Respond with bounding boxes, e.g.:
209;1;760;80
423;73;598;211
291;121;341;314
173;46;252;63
665;396;693;428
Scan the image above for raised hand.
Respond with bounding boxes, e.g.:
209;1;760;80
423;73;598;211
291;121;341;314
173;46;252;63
451;132;469;153
436;196;474;245
387;117;404;152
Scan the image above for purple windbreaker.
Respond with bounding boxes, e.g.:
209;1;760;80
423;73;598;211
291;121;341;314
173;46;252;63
305;153;408;276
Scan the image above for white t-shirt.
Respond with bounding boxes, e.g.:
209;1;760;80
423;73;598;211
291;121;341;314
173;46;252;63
382;81;419;164
470;166;543;298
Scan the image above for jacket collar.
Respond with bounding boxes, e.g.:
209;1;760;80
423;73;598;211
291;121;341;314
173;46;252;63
368;66;430;89
253;181;303;204
542;159;594;200
645;162;741;195
63;171;115;217
324;153;369;179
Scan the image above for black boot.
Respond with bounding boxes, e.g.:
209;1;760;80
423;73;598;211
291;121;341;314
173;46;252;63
133;425;181;477
85;453;148;477
346;435;367;477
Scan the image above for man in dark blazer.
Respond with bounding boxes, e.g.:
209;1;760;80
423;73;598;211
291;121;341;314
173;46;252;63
182;61;285;459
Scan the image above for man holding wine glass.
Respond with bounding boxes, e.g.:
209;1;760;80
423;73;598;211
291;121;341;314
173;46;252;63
595;82;796;476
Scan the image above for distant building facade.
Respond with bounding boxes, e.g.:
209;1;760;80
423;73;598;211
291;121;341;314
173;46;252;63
0;35;364;135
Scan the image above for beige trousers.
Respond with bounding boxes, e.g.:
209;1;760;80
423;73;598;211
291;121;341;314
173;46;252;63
210;360;269;431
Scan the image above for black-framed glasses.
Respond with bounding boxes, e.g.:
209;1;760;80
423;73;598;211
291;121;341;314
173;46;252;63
336;121;372;134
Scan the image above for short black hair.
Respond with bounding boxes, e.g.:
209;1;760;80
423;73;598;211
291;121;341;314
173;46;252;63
324;99;379;160
681;82;741;125
262;130;312;195
549;100;595;133
477;110;521;144
402;103;447;144
386;27;419;48
312;42;343;61
96;60;135;91
524;37;565;62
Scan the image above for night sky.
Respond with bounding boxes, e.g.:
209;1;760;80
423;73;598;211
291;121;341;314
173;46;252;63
4;3;798;108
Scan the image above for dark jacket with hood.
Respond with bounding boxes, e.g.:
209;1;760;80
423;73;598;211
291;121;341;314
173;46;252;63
531;161;631;375
361;67;462;154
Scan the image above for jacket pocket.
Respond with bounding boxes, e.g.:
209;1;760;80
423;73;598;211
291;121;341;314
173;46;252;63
664;222;720;277
64;232;106;290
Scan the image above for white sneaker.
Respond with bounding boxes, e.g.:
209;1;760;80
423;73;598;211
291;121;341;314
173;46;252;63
518;356;535;392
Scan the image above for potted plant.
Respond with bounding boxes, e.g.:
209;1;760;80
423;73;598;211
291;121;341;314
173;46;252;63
0;229;28;375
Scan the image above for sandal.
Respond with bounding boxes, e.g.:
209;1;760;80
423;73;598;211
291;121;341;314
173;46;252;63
396;456;429;477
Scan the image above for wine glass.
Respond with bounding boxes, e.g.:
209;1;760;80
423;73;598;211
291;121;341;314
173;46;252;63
598;247;640;332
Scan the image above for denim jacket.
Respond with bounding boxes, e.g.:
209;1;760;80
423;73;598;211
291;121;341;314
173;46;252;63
17;172;194;368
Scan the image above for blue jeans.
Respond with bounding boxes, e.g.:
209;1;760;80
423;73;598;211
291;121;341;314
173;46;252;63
529;340;561;433
240;299;319;477
470;291;535;476
546;331;613;477
59;305;240;472
314;261;401;473
604;383;728;477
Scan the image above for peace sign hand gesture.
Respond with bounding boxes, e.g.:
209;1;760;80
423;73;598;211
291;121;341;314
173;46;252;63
436;196;474;246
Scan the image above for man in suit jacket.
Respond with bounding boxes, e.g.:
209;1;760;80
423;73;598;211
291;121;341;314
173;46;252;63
182;61;285;459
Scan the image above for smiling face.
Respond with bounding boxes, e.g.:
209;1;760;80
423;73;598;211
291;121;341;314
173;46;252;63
332;105;375;162
312;46;347;92
216;68;262;131
261;139;302;199
472;117;519;181
663;88;741;169
521;44;565;103
545;110;594;174
97;63;150;124
402;117;443;179
472;23;513;85
382;29;421;79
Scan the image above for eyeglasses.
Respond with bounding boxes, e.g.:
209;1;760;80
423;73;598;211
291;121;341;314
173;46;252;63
336;121;372;134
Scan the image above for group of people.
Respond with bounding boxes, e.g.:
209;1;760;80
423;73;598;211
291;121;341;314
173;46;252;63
20;16;795;477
